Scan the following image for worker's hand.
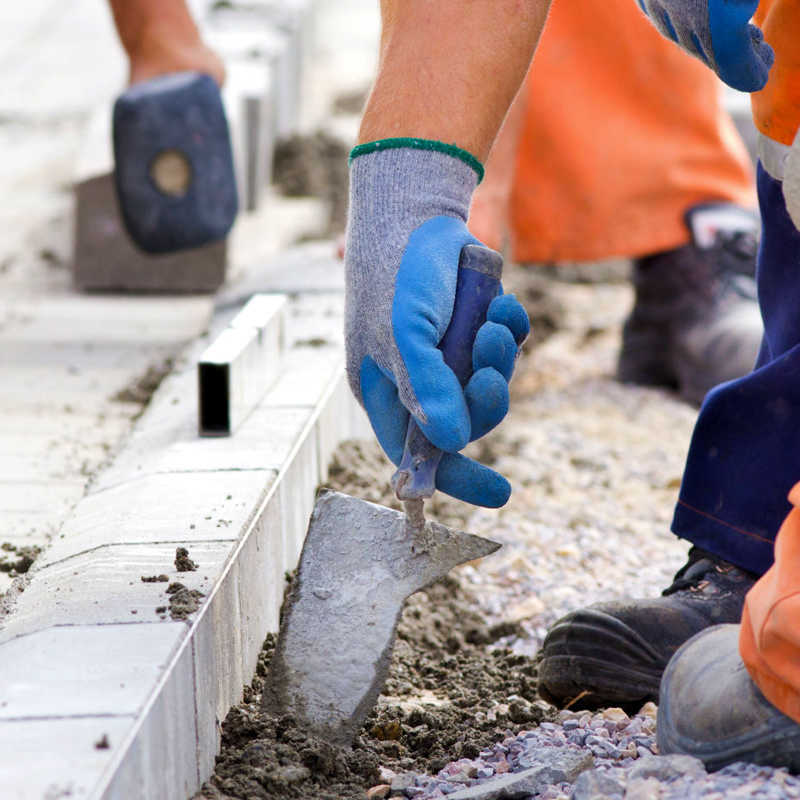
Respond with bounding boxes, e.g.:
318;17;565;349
638;0;773;92
346;142;529;508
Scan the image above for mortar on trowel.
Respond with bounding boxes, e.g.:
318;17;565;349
264;245;507;745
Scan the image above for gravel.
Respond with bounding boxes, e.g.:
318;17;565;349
456;272;694;656
358;268;800;799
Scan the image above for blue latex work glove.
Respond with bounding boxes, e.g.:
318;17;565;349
345;140;530;508
638;0;773;92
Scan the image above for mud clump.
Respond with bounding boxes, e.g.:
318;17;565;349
0;543;41;575
140;574;169;583
111;359;173;406
272;131;349;234
331;87;369;115
195;576;551;800
166;582;204;620
175;546;198;572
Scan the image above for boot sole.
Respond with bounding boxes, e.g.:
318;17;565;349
658;642;800;772
658;700;800;773
539;609;667;706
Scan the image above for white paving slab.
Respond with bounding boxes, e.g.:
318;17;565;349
234;485;285;678
198;294;288;435
96;392;311;488
0;296;212;345
0;1;381;796
1;542;229;641
0;624;185;720
192;557;245;776
99;636;199;800
0;717;134;800
214;241;345;303
263;345;344;408
277;417;321;571
39;471;274;568
0;280;367;796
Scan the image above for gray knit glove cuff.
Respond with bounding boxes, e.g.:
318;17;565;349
345;141;481;421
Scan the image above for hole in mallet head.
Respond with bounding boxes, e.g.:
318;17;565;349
149;149;192;197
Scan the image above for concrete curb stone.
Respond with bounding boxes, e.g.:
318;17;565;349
0;253;369;796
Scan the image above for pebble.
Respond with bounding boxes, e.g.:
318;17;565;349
570;770;626;800
403;699;800;800
391;773;416;793
380;767;398;783
629;754;705;782
625;777;663;800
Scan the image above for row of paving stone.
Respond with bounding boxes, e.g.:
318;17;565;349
0;243;374;799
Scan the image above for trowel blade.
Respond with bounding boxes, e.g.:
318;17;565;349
263;489;501;745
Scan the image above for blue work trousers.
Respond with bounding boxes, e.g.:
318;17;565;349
674;165;800;576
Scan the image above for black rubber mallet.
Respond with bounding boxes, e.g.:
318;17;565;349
113;71;238;254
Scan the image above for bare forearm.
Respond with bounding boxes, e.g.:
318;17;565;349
359;0;550;161
107;0;224;85
108;0;200;58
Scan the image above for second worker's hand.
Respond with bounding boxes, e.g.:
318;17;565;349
637;0;774;92
345;140;530;508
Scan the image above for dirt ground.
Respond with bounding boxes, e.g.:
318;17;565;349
193;542;553;800
272;131;350;236
192;268;640;800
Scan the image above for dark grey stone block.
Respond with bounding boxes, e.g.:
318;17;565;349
73;172;227;293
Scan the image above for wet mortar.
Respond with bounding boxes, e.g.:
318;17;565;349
175;546;199;572
194;572;553;800
167;582;205;621
0;543;41;576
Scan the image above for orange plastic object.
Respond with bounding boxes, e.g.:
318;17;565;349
469;0;755;262
752;0;800;147
741;482;800;725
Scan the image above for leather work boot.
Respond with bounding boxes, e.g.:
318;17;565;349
617;203;762;406
538;548;757;708
658;625;800;773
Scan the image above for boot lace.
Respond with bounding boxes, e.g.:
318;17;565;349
712;229;758;301
661;547;752;597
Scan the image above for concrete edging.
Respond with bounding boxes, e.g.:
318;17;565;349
0;260;368;798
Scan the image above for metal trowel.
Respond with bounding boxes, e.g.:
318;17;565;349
263;245;505;745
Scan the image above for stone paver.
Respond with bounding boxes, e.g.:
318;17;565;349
0;1;378;796
1;541;230;638
199;294;288;435
0;717;134;800
39;470;274;567
0;624;185;719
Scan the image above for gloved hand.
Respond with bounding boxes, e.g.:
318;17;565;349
637;0;773;92
345;140;529;508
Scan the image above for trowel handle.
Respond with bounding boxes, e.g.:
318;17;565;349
391;244;503;500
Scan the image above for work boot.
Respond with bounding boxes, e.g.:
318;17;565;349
658;624;800;773
617;203;762;406
538;547;757;708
